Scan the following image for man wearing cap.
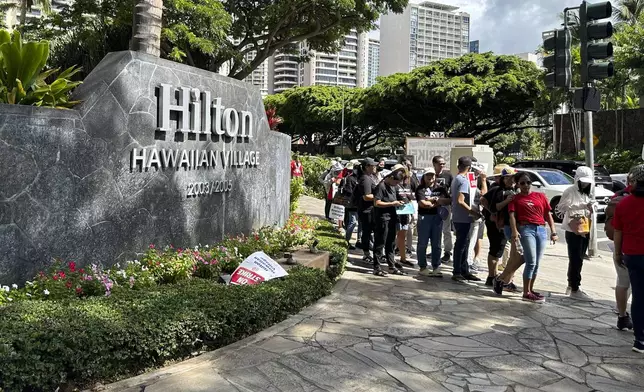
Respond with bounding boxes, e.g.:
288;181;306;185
450;156;482;283
355;158;379;263
373;169;407;276
613;164;644;353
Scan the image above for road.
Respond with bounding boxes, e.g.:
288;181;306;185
554;221;612;252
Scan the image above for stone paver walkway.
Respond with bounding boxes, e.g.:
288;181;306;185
103;196;643;392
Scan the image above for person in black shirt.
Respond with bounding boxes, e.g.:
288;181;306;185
416;167;451;277
355;158;379;262
481;168;513;286
404;159;419;255
433;155;454;263
373;170;406;276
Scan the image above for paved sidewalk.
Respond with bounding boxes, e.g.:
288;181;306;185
103;196;643;392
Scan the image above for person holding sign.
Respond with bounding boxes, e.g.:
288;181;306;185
356;158;379;264
373;170;407;276
416;167;450;277
555;165;595;301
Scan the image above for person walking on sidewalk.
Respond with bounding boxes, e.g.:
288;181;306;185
612;164;644;353
373;170;407;276
433;156;454;263
492;169;522;295
556;166;595;301
416;167;450;277
508;172;559;303
605;171;636;331
322;161;343;220
356;158;378;264
451;156;482;283
466;160;488;273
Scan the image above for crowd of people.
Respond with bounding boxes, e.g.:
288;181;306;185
291;154;644;354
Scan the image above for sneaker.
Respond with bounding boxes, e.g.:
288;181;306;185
493;276;504;296
469;264;480;273
441;252;452;263
522;292;546;303
565;286;572;296
485;276;495;286
503;282;519;293
618;314;634;331
533;291;545;300
400;260;415;267
570;289;593;302
452;274;466;283
418;268;432;277
464;273;482;282
429;266;443;277
633;340;644;353
348;242;356;250
362;255;374;264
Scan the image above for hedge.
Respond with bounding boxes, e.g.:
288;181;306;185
0;221;348;392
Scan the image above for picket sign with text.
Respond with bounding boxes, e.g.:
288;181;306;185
467;172;477;206
329;203;345;220
230;251;288;285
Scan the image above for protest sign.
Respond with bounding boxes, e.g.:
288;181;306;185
329;203;345;220
230;251;288;286
396;203;416;215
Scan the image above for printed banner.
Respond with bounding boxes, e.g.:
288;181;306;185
329;203;345;220
230;251;288;285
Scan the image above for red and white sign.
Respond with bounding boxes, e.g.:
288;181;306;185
230;251;288;285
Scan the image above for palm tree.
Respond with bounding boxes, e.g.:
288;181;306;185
613;0;644;25
130;0;163;57
18;0;50;31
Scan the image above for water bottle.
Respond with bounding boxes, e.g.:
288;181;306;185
515;239;524;256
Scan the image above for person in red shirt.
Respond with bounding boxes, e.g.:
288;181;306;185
509;172;558;303
290;154;304;178
613;164;644;354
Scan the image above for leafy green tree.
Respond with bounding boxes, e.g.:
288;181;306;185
613;0;644;25
362;53;553;144
613;13;644;106
19;0;51;31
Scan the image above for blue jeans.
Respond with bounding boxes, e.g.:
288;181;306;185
417;214;443;269
453;222;472;276
626;255;644;343
344;210;360;243
518;225;547;280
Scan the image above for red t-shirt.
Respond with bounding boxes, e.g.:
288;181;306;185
291;161;303;177
508;192;551;225
613;194;644;254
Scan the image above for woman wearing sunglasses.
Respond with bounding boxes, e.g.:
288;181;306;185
508;172;559;303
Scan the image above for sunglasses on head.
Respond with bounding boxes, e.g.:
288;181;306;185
519;181;532;185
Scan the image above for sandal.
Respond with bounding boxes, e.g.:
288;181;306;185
389;268;406;276
373;269;388;277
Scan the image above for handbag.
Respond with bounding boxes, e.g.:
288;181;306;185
569;215;590;235
332;193;353;208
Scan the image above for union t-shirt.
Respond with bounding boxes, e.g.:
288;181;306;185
374;181;398;221
416;186;448;215
508;192;551;225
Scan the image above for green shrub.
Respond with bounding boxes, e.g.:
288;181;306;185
314;220;348;281
0;30;81;108
596;147;643;174
0;267;332;392
300;155;332;198
290;176;305;212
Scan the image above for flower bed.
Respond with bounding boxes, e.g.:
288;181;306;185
0;215;348;391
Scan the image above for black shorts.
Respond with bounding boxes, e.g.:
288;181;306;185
485;220;507;259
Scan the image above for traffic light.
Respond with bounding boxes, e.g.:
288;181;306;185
543;29;572;89
580;1;614;83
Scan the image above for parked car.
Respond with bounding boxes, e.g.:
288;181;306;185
611;174;628;192
516;168;614;221
513;160;615;191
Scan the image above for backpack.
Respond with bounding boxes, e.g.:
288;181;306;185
605;193;628;241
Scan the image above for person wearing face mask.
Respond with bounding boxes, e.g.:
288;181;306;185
556;166;595;301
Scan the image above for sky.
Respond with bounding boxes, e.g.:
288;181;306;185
371;0;585;55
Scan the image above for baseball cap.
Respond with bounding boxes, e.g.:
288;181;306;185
423;167;436;175
458;156;472;167
362;157;377;166
575;166;594;184
345;162;355;170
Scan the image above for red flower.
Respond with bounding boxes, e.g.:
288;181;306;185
79;268;86;274
69;261;77;272
65;280;72;289
76;287;83;295
149;244;155;249
52;275;59;281
58;271;66;279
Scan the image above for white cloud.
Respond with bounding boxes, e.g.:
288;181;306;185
372;0;583;55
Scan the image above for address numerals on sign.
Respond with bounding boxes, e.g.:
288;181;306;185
186;180;232;197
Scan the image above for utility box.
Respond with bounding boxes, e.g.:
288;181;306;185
450;145;495;176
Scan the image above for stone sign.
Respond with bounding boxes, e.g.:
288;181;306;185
0;51;290;284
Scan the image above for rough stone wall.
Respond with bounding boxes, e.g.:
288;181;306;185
0;51;290;284
554;108;644;154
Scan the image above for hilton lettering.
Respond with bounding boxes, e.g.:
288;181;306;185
158;84;254;139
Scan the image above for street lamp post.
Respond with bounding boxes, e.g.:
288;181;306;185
340;89;345;157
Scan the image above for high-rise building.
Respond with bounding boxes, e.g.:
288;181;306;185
3;0;73;30
267;30;369;94
514;52;541;68
469;40;480;54
368;39;380;87
379;1;471;76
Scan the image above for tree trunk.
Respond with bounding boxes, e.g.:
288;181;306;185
130;0;163;57
19;0;27;30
